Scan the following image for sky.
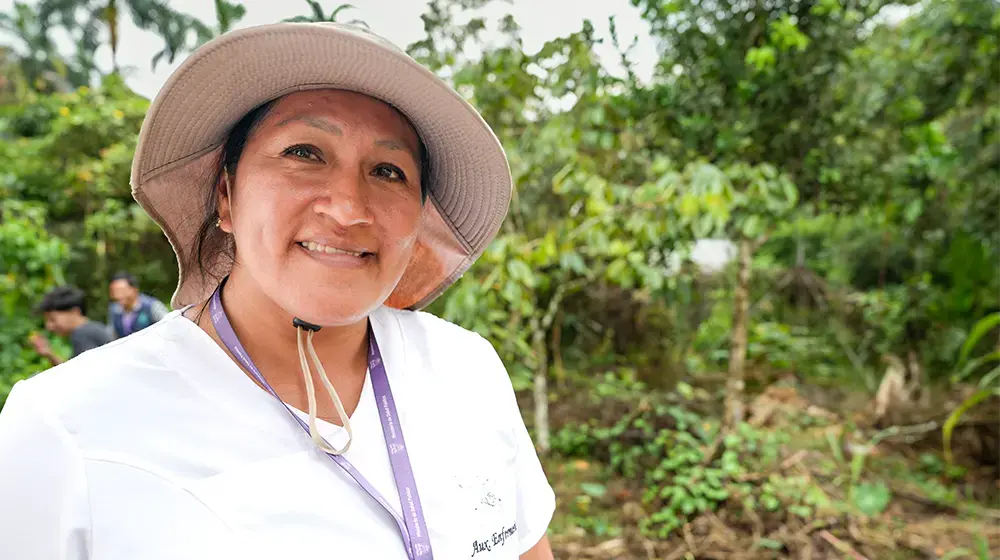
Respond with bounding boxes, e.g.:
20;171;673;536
1;0;660;99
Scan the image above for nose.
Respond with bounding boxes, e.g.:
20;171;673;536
312;172;374;228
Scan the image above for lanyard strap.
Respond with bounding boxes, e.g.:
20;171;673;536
209;287;433;559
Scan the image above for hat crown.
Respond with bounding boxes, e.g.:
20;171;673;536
311;22;405;54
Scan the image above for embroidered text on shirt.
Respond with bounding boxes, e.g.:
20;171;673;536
470;523;517;557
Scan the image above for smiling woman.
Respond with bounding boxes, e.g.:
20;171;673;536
0;23;555;560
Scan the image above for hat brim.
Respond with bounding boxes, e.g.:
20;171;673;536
130;23;511;310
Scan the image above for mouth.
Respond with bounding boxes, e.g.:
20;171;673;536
297;241;375;259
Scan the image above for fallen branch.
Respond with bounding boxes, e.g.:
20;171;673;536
780;449;808;470
819;530;869;560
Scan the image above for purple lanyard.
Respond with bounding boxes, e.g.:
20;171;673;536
209;286;433;559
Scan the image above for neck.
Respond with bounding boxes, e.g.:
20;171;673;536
192;268;370;422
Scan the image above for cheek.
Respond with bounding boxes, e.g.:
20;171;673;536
231;175;306;251
377;200;423;255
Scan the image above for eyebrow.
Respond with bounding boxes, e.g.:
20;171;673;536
375;139;418;161
375;139;406;151
275;116;343;135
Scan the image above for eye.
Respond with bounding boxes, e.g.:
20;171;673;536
282;144;323;162
372;163;407;182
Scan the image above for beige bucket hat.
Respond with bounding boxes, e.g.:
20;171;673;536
130;22;512;311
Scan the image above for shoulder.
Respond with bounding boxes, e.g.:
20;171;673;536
374;307;515;411
4;312;191;434
376;307;501;365
75;320;112;340
383;306;484;339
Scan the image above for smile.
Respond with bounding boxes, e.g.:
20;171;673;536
298;241;373;258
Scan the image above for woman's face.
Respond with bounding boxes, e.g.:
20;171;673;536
219;89;425;326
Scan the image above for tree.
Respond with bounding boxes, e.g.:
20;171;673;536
0;1;93;91
36;0;211;72
283;1;367;26
154;0;247;66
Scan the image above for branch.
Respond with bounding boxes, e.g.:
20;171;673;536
819;530;869;560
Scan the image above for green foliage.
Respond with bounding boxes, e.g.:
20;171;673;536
282;1;367;26
944;313;1000;465
0;75;176;397
852;481;891;517
36;0;213;71
551;399;844;539
0;1;91;92
0;200;69;405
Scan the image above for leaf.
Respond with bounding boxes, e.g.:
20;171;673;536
580;482;607;498
943;387;998;465
852;481;891;516
506;259;535;288
560;252;587;274
952;350;1000;383
606;258;628;282
976;535;991;560
742;215;760;237
788;504;812;518
957;313;1000;369
679;194;699;218
755;538;784;550
978;365;1000;389
309;0;326;20
904;199;924;224
938;548;975;560
330;3;358;21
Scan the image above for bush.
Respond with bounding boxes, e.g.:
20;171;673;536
0;200;70;405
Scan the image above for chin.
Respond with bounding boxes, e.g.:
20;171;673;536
274;287;388;328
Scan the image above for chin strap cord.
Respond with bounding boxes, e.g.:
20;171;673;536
296;323;353;455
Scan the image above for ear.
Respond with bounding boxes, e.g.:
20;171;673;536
217;172;234;233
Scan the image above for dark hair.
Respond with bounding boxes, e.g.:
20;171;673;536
110;271;138;288
191;98;432;288
37;286;87;316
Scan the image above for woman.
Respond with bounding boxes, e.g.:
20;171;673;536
0;23;555;560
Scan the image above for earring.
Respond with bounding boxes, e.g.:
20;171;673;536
215;217;222;228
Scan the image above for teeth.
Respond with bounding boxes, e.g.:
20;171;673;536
301;241;365;257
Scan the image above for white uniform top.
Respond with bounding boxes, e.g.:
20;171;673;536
0;307;555;560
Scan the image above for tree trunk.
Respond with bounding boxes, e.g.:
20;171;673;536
550;313;564;389
104;1;120;74
531;324;550;454
725;237;753;428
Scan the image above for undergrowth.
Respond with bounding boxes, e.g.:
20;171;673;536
550;395;843;539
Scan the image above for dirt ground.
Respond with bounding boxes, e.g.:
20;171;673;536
540;383;1000;560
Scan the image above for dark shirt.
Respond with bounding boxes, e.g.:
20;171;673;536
69;320;113;357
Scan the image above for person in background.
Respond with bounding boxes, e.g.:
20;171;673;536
29;285;113;366
107;271;170;338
